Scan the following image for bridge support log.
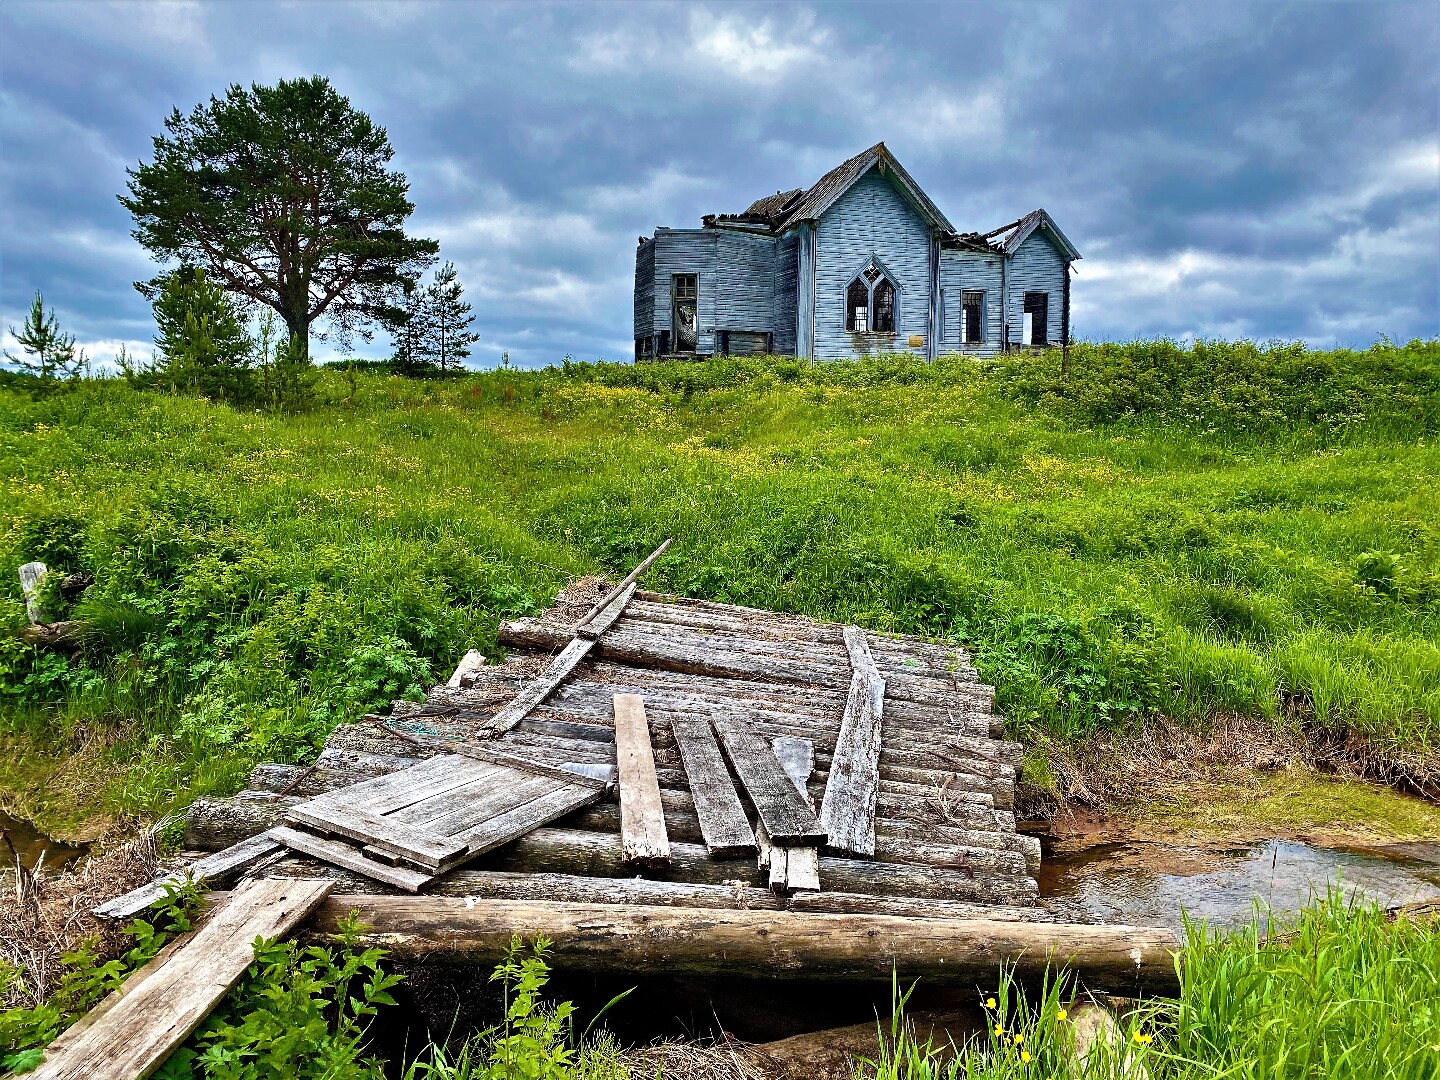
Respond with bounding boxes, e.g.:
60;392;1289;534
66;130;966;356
290;895;1181;995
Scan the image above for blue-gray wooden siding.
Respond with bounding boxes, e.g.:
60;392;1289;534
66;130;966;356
812;166;932;360
634;240;655;338
772;231;799;355
1006;228;1066;346
642;228;778;354
938;249;1004;358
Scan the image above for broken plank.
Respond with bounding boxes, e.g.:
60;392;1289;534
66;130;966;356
302;754;493;816
483;636;596;734
613;694;671;867
784;846;821;892
669;712;755;857
93;830;285;920
451;742;608;790
575;581;638;640
272;826;434;893
574;539;672;633
710;710;825;846
35;877;335;1080
819;628;887;857
446;782;603;861
285;802;469;869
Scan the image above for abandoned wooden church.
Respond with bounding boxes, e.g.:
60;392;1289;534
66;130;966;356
634;142;1081;362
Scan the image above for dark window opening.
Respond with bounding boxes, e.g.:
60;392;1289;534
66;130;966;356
1023;292;1049;347
719;330;731;356
962;290;984;344
847;279;869;333
672;274;698;353
872;279;895;332
657;329;671;355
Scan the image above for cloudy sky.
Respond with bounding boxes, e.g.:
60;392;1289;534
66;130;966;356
2;0;1437;369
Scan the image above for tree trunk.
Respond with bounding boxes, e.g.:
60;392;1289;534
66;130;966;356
293;895;1181;994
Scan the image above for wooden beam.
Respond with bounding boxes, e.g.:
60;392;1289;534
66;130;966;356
820;627;886;857
574;582;637;641
668;713;755;857
710;711;825;846
298;895;1181;994
36;877;335;1080
613;694;671;867
93;831;286;920
573;539;672;633
483;637;595;735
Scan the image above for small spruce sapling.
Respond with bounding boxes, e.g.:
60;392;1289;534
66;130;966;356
4;292;86;382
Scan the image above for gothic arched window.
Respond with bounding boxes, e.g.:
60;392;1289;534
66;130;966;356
846;260;899;333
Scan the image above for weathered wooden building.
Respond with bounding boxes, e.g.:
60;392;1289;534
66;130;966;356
634;143;1081;361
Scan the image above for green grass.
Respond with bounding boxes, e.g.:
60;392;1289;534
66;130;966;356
862;890;1440;1079
1;340;1437;828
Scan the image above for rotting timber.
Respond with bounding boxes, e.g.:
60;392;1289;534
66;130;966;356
105;544;1181;996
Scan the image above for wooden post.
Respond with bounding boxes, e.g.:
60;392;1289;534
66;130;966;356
20;561;50;624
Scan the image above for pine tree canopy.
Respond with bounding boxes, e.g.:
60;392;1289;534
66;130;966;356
120;76;438;356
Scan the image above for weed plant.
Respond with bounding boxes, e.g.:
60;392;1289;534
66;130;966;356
1;340;1436;826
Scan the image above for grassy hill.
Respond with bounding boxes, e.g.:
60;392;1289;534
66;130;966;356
2;340;1437;835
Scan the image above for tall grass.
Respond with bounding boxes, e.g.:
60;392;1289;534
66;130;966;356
1;341;1436;825
858;890;1440;1079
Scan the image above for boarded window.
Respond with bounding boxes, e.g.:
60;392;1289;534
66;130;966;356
672;275;698;353
847;279;869;333
1023;292;1048;347
872;279;895;332
962;290;984;344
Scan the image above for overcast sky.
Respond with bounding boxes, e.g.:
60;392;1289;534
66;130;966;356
2;0;1437;370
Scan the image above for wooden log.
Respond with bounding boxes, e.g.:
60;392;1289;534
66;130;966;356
16;620;87;650
668;712;756;857
93;831;287;920
41;878;334;1080
259;862;1051;922
478;828;1039;905
613;694;671;867
819;627;886;857
710;711;825;846
298;896;1180;994
184;794;294;850
446;649;488;688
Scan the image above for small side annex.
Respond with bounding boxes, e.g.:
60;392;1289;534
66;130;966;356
634;143;1081;362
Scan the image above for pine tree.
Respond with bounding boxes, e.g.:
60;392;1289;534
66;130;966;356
426;262;479;373
389;280;436;376
4;292;85;381
137;267;255;403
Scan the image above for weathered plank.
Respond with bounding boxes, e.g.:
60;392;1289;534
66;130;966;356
302;754;491;816
93;831;285;920
710;711;825;846
446;782;603;859
613;694;670;867
271;826;433;893
575;581;638;640
285;802;470;869
574;539;672;633
664;713;755;857
483;637;595;735
37;877;335;1080
819;626;886;857
301;896;1180;994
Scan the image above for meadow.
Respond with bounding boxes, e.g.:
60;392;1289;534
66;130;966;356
1;339;1437;835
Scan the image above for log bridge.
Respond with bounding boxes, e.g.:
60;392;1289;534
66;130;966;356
84;542;1178;1074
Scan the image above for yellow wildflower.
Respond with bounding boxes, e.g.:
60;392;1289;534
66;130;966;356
1021;1050;1031;1063
994;1024;1005;1037
985;997;997;1009
1013;1033;1024;1046
1056;1008;1068;1022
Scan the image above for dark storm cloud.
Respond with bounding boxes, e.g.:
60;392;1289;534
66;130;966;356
2;0;1436;369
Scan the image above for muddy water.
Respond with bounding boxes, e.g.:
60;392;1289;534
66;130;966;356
0;808;88;871
1039;837;1440;933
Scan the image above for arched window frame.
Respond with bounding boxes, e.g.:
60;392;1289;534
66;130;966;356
844;256;901;334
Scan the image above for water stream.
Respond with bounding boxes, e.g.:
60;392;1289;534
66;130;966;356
0;808;89;872
1039;836;1440;933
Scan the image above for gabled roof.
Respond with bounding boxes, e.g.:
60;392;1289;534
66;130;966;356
705;143;955;235
976;209;1082;261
